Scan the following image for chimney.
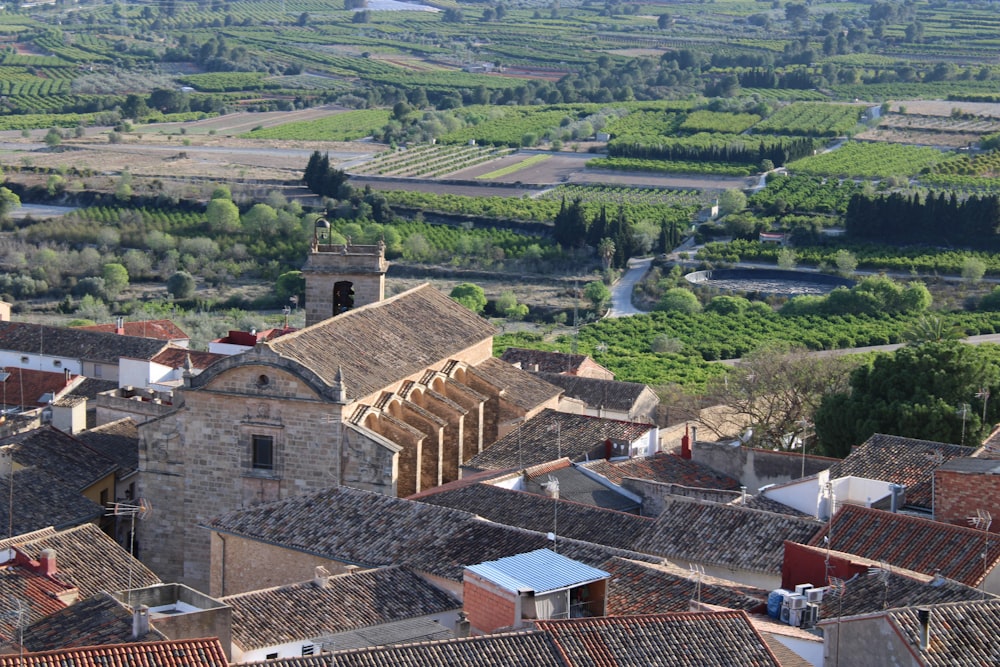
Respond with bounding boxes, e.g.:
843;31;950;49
38;548;57;577
889;483;906;513
455;611;471;638
64;368;71;385
115;316;125;335
691;425;698;447
313;565;331;588
133;604;150;639
680;424;691;459
917;607;931;651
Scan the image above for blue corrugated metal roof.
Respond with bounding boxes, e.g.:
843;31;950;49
465;548;609;594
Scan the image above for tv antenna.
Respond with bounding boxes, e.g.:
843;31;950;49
967;509;992;600
828;576;847;666
867;560;891;609
108;499;152;608
4;596;28;661
542;475;559;553
689;563;705;604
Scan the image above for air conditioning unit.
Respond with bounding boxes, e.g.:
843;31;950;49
780;606;790;624
794;583;813;596
807;587;825;603
785;594;807;610
788;608;802;628
801;604;820;628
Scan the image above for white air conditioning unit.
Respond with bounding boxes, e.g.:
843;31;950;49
807;587;825;603
785;594;807;610
780;606;790;624
794;583;813;596
801;604;820;628
788;608;802;627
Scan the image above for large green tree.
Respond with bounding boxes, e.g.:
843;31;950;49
450;283;487;313
814;341;1000;456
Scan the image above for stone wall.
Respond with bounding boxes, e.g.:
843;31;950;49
302;244;387;326
692;440;835;492
621;477;741;517
209;531;353;597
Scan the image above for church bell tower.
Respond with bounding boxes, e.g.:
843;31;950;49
302;217;388;326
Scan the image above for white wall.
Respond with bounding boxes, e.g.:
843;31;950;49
119;358;165;389
209;342;252;356
762;472;826;518
771;634;824;667
0;350;80;375
630;428;659;457
232;610;461;664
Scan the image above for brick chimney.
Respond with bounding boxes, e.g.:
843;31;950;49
115;316;125;335
38;548;57;577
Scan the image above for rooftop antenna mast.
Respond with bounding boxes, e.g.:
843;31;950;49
4;596;28;666
108;499;152;609
968;508;992;600
827;576;847;667
542;475;559;553
689;563;705;605
867;560;891;610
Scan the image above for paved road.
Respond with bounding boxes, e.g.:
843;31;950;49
607;256;652;318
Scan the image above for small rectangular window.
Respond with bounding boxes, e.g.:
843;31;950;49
93;364;102;378
301;645;314;656
252;435;274;471
19;357;27;364
265;654;278;661
53;360;61;368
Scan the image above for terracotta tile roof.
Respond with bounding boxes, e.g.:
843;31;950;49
151;348;226;371
415;484;651;551
0;467;104;533
206;486;659;584
465;409;656;471
0;322;170;364
532;371;650;412
268;285;496;400
76;419;139;477
500;347;593;375
468;357;561;411
884;599;1000;666
12;524;160;598
535;611;782;667
222;566;460;651
821;567;989;619
0;368;78;409
632;497;824;574
256;631;567;667
74;320;189;342
828;433;975;509
65;378;118;401
583;452;741;490
0;528;55;548
0;564;75;640
0;638;228;667
602;557;766;616
810;504;1000;587
22;593;166;651
0;426;118;492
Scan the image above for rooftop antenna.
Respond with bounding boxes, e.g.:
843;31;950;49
542;475;559;553
968;509;992;600
867;560;891;609
108;499;152;609
689;563;705;605
827;576;847;667
977;387;991;426
957;403;970;445
4;596;28;665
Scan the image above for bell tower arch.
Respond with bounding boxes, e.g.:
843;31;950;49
302;218;388;326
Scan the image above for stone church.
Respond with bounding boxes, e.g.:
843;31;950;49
137;236;561;592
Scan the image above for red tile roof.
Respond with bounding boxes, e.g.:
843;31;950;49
0;638;228;667
583;452;740;490
0;368;77;409
151;348;226;370
75;320;189;342
810;504;1000;587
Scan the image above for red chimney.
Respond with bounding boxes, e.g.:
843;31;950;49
681;425;691;460
604;438;613;459
38;548;57;577
115;316;125;335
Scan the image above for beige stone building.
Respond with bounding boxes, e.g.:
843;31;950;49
138;241;560;592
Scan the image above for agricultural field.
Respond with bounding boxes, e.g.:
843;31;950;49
241;109;392;141
352;144;515;178
786;141;947;178
753;103;865;137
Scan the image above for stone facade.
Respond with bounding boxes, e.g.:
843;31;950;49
138;275;558;591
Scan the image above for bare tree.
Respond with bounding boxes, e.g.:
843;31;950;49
700;342;860;450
